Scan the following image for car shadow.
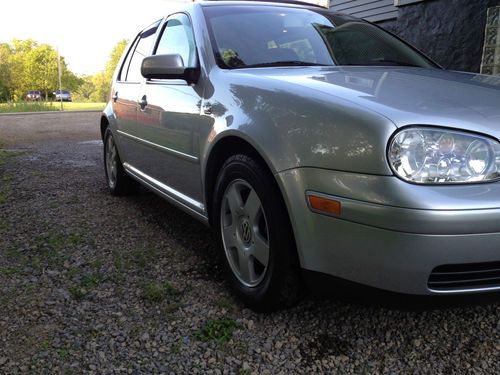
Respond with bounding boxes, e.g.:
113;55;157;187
124;188;499;313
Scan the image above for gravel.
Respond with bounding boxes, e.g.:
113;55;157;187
0;112;499;374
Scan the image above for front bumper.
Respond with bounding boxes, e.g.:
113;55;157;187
277;168;500;295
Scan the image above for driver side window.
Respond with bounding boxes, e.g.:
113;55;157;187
155;14;197;68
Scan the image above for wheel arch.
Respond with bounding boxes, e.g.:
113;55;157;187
100;115;109;141
204;135;291;230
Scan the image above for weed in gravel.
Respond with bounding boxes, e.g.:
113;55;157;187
164;302;183;315
142;281;180;303
0;188;10;204
0;219;9;234
67;272;103;301
69;286;86;301
215;296;235;311
131;247;158;270
172;338;182;354
39;340;50;351
0;149;18;166
80;273;102;288
195;318;241;344
57;349;69;360
2;174;14;182
0;266;23;275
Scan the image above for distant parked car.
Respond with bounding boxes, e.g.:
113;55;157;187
25;90;42;101
54;90;72;102
100;0;500;311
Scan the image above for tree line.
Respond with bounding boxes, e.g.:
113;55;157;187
0;39;128;103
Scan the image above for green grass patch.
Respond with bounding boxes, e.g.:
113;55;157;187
195;318;241;344
0;266;23;275
2;174;14;182
0;149;18;166
69;286;86;301
142;281;180;303
0;189;10;205
0;101;105;113
67;270;103;301
80;273;102;289
57;102;106;111
0;101;58;113
0;219;9;234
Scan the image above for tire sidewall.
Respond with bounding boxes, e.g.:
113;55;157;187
213;155;298;310
103;129;117;192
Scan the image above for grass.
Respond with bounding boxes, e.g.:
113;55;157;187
0;189;9;205
0;101;105;113
0;149;19;166
142;281;180;303
69;286;86;301
195;318;241;344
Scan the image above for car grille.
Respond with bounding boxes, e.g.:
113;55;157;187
428;261;500;292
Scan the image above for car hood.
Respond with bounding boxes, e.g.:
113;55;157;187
249;66;500;138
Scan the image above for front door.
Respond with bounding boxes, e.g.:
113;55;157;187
135;13;205;210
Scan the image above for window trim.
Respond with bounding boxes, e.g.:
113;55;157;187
117;20;161;84
146;12;199;86
117;35;140;83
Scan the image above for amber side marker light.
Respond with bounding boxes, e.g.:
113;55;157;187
307;194;342;216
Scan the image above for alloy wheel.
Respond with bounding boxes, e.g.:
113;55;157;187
220;179;270;287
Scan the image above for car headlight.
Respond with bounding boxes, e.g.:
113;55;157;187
388;127;500;184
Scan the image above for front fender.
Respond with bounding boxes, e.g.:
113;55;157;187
202;71;397;177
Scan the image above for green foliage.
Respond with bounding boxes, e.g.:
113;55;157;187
0;39;82;101
74;39;128;103
195;318;241;343
0;101;104;113
0;38;127;103
0;101;57;113
142;281;180;303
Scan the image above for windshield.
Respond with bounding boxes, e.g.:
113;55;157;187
203;5;437;69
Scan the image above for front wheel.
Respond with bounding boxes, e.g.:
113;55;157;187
213;154;302;312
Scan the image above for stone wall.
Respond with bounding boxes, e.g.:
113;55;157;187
378;0;497;73
482;5;500;75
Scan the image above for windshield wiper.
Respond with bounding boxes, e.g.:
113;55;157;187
239;61;329;68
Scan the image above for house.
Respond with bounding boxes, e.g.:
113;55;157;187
330;0;500;75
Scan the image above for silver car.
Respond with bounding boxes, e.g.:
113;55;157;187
54;90;72;102
100;0;500;311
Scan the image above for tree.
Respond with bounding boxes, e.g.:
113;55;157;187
86;39;128;102
0;43;12;101
73;75;96;102
0;39;83;102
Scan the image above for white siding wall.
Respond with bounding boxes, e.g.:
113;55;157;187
330;0;399;22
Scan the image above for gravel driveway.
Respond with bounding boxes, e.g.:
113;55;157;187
0;112;498;374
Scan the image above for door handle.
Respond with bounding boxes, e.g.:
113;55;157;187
139;95;148;110
112;92;118;102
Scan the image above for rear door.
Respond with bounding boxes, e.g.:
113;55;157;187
134;13;205;210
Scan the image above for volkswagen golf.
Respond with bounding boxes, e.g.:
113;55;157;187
100;0;500;311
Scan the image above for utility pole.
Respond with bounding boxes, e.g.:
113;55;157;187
57;47;63;111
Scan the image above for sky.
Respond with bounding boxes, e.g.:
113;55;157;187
0;0;191;75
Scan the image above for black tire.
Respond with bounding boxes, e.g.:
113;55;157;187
213;154;303;312
103;128;138;196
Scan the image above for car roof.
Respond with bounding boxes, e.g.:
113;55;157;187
198;0;325;10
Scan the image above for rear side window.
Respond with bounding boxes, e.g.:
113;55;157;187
154;14;197;68
121;22;160;82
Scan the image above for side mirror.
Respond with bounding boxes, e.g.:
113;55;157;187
141;54;200;84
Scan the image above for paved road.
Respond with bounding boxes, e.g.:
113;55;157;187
0;112;498;374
